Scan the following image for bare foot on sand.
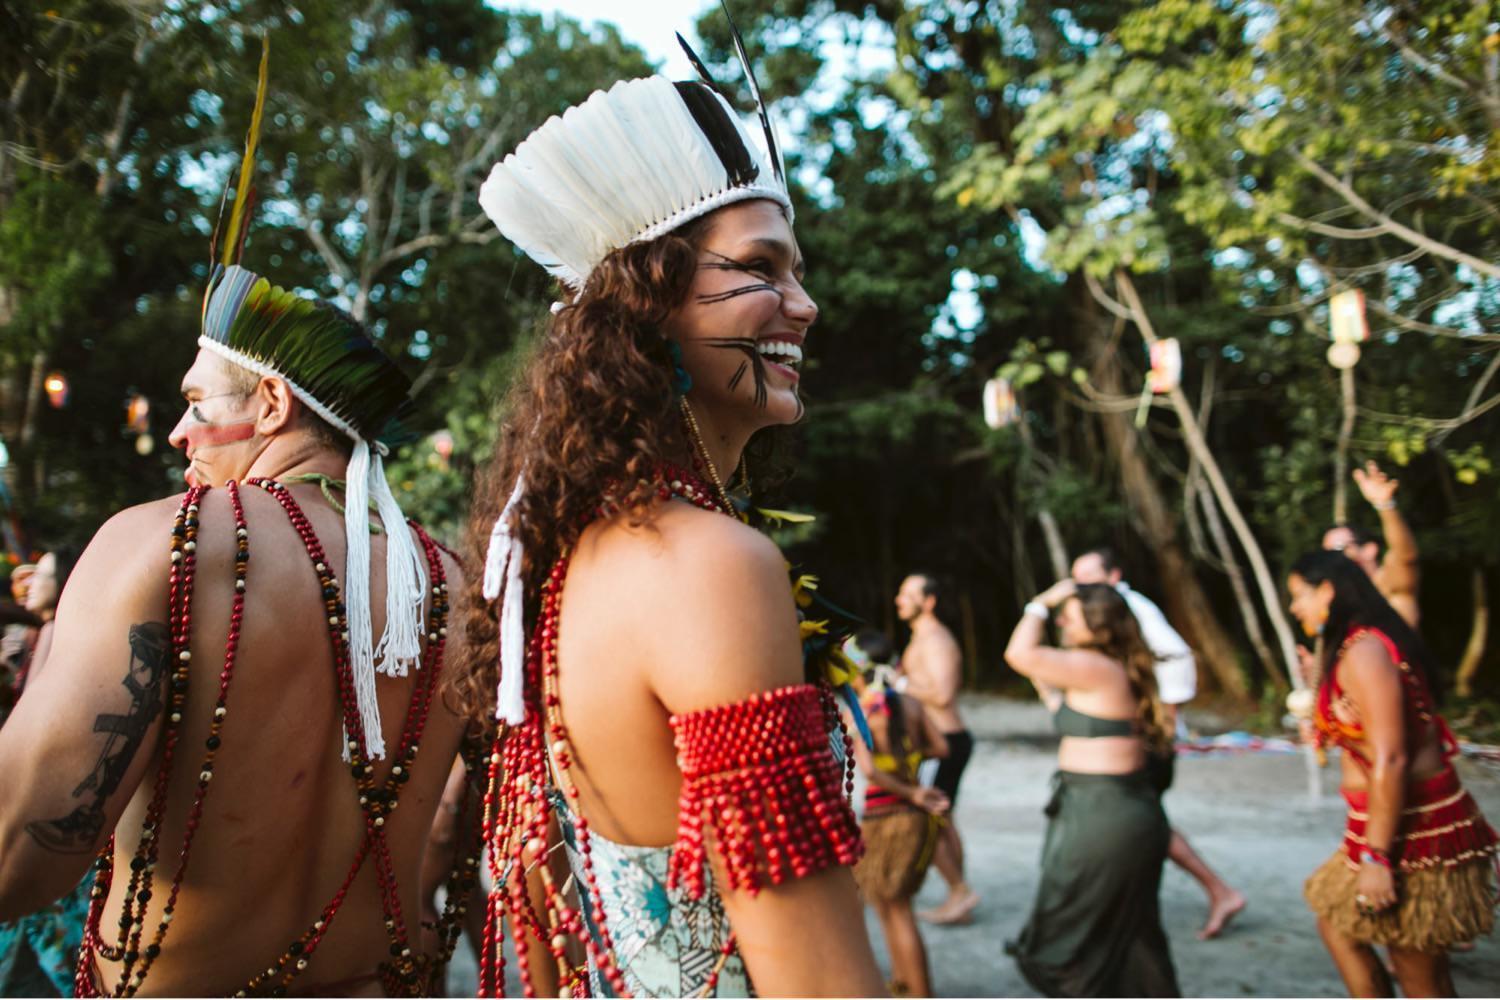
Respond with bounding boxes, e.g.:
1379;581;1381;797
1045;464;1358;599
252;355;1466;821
918;886;980;926
1198;889;1247;940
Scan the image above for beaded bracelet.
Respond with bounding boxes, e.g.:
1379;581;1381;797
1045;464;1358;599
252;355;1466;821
1372;499;1397;511
1023;601;1050;621
1360;846;1394;869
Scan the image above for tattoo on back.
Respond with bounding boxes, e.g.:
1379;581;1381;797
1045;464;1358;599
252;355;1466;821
25;622;170;854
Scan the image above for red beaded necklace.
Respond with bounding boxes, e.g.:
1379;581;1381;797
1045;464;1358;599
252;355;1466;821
479;465;761;999
75;479;481;998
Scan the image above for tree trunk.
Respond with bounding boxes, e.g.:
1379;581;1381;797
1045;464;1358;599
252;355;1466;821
1187;364;1283;687
1115;271;1304;693
1082;297;1249;699
1333;364;1356;523
1456;568;1490;699
1198;474;1285;688
1036;507;1069;580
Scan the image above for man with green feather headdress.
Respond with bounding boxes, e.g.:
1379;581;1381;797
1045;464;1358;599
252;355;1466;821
0;41;481;996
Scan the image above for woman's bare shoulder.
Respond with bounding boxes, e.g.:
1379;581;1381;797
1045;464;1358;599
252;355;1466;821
581;502;801;711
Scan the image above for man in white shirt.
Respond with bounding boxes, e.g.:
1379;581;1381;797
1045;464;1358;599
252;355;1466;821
1072;548;1247;940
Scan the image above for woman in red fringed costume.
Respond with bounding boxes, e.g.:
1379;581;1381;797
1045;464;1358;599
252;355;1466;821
451;26;885;999
1289;551;1496;997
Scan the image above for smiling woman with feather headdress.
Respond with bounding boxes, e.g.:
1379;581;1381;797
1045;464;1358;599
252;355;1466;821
456;8;886;998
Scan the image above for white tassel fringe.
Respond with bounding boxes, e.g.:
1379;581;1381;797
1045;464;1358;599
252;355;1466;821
483;476;528;724
342;440;385;760
339;443;428;761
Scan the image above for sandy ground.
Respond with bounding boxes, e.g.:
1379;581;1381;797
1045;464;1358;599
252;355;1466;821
446;695;1500;997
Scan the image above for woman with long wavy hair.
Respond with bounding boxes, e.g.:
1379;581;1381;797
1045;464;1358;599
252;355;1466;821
454;61;884;998
1003;579;1180;997
1289;551;1495;997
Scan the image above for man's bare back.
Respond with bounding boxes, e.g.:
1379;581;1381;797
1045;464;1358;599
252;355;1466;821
0;484;467;994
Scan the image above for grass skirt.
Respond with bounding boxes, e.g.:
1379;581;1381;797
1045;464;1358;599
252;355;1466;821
854;808;938;903
1304;767;1498;953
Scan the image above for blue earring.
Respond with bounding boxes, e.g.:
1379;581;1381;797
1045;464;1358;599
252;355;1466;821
666;340;693;396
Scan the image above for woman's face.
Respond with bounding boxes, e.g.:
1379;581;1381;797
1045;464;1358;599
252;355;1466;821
1055;597;1094;649
25;553;59;613
666;199;818;434
1287;573;1334;638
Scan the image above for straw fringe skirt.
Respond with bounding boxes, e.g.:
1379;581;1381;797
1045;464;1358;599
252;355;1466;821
1305;850;1495;952
1304;767;1498;953
854;809;939;903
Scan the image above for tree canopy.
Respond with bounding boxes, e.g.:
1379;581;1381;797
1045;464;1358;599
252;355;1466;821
2;0;1495;704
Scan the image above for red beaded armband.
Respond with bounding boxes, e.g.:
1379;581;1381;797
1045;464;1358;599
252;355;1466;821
667;683;863;899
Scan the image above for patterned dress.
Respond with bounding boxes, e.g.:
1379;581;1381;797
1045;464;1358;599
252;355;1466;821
555;792;752;998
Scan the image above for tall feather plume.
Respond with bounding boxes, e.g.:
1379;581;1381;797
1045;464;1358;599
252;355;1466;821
719;0;784;186
676;32;720;91
220;35;270;268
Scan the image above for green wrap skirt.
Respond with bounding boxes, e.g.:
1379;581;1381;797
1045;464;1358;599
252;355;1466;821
1007;770;1179;997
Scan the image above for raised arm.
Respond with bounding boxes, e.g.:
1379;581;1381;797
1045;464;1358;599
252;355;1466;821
1355;462;1420;625
0;500;175;918
646;517;885;997
1005;581;1117;692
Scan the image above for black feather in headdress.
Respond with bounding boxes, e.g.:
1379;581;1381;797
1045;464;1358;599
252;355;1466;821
719;0;785;187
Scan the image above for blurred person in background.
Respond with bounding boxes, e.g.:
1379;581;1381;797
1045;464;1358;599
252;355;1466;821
847;628;950;997
0;564;41;720
1322;461;1420;629
1005;579;1179;998
1071;547;1246;939
1291;551;1494;998
895;572;980;925
0;546;89;997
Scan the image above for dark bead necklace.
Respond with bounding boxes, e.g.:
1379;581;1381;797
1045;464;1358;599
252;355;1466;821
76;479;481;998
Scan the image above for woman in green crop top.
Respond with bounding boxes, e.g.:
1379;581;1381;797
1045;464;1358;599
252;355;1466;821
1002;580;1180;997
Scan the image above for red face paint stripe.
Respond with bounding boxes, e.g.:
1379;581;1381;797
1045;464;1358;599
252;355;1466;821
183;420;256;452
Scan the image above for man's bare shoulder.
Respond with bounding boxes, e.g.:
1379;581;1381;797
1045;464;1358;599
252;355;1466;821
74;494;190;582
908;621;961;666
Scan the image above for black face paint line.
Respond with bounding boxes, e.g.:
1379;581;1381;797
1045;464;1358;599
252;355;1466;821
727;360;749;392
696;249;786;307
701;337;769;409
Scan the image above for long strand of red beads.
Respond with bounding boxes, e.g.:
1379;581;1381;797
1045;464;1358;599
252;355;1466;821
75;479;478;999
244;478;468;998
74;483;245;998
479;466;740;1000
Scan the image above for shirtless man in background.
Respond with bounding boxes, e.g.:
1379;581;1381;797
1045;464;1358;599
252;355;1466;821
895;572;980;924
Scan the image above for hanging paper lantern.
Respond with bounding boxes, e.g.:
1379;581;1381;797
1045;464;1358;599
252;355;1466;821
1327;341;1361;370
983;377;1020;429
1329;289;1370;344
430;429;455;469
1148;338;1181;394
125;394;151;435
43;372;69;409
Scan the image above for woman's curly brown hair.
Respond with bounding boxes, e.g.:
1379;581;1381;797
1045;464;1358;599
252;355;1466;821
448;211;790;726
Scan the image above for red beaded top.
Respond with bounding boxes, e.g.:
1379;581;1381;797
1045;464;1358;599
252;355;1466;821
478;465;863;999
1314;626;1457;769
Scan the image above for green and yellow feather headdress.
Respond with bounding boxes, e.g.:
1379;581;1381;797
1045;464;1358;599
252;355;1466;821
198;38;424;761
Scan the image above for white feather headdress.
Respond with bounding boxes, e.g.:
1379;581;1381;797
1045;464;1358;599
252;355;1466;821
479;76;790;292
479;38;792;725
